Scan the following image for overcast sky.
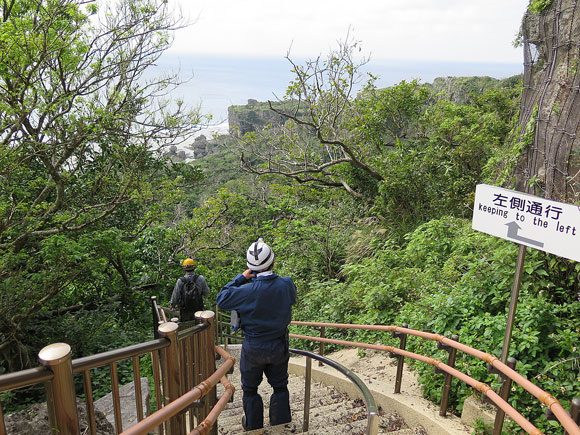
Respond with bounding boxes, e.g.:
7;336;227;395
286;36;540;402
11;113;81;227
168;0;530;64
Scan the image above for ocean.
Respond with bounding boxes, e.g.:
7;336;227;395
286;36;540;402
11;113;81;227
152;53;524;139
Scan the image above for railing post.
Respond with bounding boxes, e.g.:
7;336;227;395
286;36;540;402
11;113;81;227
215;305;223;348
0;401;6;435
303;356;312;433
490;357;517;435
318;326;325;366
391;323;408;394
437;334;459;417
151;296;160;339
312;325;326;366
197;310;218;435
38;343;80;435
158;322;184;435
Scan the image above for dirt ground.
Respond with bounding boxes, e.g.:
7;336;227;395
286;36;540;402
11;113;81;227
310;346;425;396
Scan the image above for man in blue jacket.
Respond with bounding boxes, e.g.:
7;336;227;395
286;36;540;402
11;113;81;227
216;238;297;431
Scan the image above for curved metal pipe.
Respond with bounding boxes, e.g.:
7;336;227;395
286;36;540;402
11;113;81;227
289;348;379;435
189;377;235;435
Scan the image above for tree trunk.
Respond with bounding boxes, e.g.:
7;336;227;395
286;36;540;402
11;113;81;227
516;0;580;202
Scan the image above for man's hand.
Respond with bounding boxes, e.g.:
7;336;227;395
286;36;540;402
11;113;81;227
242;269;256;280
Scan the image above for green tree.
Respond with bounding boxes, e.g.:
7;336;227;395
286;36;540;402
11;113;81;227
375;85;520;233
0;0;202;370
236;38;402;200
235;38;518;223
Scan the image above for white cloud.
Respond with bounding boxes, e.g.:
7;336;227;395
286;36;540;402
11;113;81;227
168;0;529;63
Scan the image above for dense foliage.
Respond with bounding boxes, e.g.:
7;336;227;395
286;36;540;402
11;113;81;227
1;4;579;434
218;44;578;434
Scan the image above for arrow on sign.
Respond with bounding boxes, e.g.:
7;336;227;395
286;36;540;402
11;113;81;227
505;221;544;248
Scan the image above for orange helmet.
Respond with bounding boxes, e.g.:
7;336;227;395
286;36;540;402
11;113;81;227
182;258;195;271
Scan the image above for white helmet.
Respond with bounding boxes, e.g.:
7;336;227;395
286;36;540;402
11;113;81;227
246;238;274;271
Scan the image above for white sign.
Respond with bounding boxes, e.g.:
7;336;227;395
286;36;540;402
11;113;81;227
472;184;580;262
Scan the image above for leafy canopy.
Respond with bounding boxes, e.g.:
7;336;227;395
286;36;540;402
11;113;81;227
0;0;202;370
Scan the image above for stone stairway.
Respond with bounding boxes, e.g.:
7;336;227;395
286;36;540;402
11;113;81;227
216;345;427;434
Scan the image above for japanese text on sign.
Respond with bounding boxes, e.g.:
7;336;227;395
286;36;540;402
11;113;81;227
472;184;580;262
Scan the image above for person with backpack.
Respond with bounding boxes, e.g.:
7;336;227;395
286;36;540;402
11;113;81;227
170;258;210;322
216;238;296;431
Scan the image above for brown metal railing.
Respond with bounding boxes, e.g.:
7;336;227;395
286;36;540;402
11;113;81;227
121;344;235;435
150;300;224;435
5;307;577;435
289;321;580;435
0;304;231;435
0;336;169;435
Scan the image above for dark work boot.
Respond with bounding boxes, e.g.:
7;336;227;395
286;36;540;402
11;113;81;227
269;389;291;426
242;392;264;430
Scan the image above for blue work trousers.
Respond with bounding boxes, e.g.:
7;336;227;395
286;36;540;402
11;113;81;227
240;334;291;430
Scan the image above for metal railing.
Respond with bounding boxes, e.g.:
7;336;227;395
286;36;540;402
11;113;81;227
0;300;233;435
290;348;379;435
4;306;579;435
0;336;170;435
150;298;225;435
290;320;580;435
121;345;235;435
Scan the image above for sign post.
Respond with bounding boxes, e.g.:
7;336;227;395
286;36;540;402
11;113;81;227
501;245;526;363
472;184;580;362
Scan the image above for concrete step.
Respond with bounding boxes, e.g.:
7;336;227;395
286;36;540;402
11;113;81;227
218;384;346;419
221;410;423;434
218;392;424;434
218;397;365;429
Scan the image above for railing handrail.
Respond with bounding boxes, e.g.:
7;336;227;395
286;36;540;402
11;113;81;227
0;318;219;435
289;348;379;435
0;328;212;389
0;366;53;392
290;321;580;435
120;344;236;435
291;321;546;397
72;338;168;374
177;322;210;340
0;338;170;394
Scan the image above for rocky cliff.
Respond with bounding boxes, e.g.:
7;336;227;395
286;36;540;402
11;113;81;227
227;99;288;136
428;75;521;105
225;77;521;141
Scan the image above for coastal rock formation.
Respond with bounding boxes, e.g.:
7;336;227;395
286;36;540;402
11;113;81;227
164;134;222;161
430;76;521;105
225;78;521;142
192;134;211;159
166;144;191;162
228;99;287;136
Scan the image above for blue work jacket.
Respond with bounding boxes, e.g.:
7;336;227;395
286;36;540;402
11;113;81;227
216;273;297;341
